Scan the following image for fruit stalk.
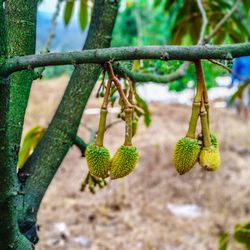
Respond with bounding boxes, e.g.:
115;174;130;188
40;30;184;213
124;108;133;146
186;102;200;139
95;78;112;147
106;62;132;109
186;60;205;138
195;60;210;127
200;96;211;148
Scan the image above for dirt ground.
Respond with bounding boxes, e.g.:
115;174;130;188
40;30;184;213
23;75;250;250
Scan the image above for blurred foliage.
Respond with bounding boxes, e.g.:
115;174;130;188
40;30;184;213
18;126;45;169
216;222;250;250
111;0;250;91
63;0;92;31
153;0;250;45
42;65;74;79
234;222;250;249
41;0;250;91
218;232;229;250
229;79;250;104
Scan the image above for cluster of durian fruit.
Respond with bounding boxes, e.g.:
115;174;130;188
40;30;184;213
173;60;221;175
85;63;140;181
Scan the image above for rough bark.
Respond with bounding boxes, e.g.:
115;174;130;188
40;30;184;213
17;0;120;244
0;0;36;249
1;42;250;75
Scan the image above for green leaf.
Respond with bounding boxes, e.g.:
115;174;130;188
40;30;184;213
132;60;141;72
18;126;45;169
64;0;75;26
79;0;88;31
134;91;151;127
218;232;229;250
234;222;250;249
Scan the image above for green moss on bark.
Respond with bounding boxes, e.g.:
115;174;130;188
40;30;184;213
19;0;120;243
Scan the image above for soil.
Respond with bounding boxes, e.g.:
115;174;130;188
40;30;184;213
23;75;250;250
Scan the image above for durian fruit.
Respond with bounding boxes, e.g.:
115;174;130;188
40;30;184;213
172;97;201;175
110;108;139;179
85;144;110;178
110;145;139;179
86;80;112;178
198;103;221;171
199;145;220;171
173;137;200;175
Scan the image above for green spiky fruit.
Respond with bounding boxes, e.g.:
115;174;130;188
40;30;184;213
173;137;200;175
110;145;139;179
199;146;220;171
85;144;110;178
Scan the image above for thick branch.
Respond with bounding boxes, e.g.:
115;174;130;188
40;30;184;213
0;0;37;248
1;43;250;76
19;0;120;243
114;61;190;84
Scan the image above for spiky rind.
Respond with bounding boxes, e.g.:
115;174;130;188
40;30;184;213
199;146;220;171
110;145;139;179
85;144;110;178
173;137;200;175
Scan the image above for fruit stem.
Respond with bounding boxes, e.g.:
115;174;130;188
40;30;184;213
194;60;205;103
194;60;211;128
124;108;133;146
101;78;112;109
106;62;133;109
186;60;205;138
186;102;200;139
95;109;108;147
200;96;211;148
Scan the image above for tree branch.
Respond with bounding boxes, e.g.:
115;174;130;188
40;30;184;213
1;42;250;76
74;136;87;157
19;0;120;244
196;0;208;45
114;61;190;84
0;0;37;248
115;0;241;84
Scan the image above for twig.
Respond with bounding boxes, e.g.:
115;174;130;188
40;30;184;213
207;59;246;81
74;136;87;156
34;0;62;79
196;0;208;44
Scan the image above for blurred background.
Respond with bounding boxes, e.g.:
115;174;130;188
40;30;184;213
27;0;250;249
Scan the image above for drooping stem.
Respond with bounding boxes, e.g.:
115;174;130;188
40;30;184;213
195;60;210;127
186;61;205;138
200;96;211;148
101;79;112;109
186;102;201;139
106;62;133;109
194;60;205;103
124;108;133;146
95;78;113;147
95;109;108;147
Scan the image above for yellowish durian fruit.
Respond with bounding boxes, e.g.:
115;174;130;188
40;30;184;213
86;79;112;178
110;145;139;179
199;145;220;171
110;108;139;179
85;144;110;178
173;137;200;175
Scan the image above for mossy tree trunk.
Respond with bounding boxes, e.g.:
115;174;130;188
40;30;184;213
0;0;120;248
